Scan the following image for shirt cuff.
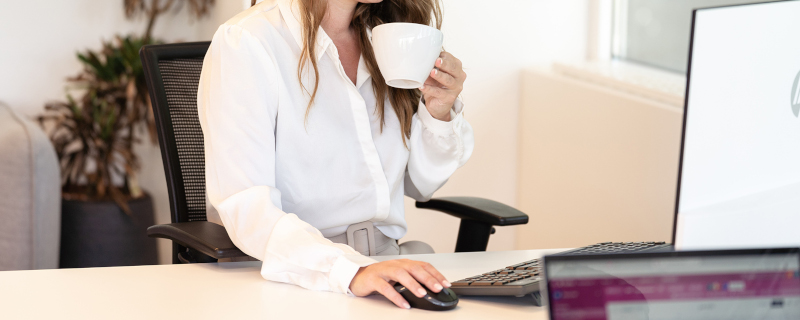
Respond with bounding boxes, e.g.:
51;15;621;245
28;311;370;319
329;254;378;296
417;99;464;137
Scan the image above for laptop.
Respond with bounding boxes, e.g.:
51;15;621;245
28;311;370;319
543;248;800;319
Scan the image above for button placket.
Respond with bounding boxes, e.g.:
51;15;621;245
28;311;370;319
324;43;392;223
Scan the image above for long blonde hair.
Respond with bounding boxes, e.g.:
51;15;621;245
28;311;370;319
254;0;443;144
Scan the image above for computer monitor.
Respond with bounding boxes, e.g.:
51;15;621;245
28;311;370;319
544;249;800;320
674;0;800;250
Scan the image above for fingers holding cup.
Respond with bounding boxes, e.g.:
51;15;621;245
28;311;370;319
436;52;466;83
430;68;458;89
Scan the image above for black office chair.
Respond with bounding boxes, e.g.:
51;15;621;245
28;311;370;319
140;42;529;264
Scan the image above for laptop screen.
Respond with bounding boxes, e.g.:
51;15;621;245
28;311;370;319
545;250;800;320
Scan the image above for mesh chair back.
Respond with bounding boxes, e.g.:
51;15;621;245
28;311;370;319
140;42;211;224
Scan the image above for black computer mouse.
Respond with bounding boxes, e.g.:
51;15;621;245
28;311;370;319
393;283;459;311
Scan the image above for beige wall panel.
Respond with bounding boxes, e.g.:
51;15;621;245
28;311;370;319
516;70;683;250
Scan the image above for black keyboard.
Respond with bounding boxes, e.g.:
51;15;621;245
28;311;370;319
557;241;670;255
449;241;672;304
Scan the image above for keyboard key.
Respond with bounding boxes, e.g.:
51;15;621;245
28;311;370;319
451;281;471;287
471;281;496;286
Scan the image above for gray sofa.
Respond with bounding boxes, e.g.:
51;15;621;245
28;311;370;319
0;103;60;270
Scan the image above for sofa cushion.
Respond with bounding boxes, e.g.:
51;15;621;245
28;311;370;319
0;104;60;270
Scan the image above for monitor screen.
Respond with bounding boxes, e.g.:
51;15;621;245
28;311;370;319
545;251;800;320
675;1;800;250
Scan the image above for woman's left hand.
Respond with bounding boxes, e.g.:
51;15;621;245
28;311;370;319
420;52;466;122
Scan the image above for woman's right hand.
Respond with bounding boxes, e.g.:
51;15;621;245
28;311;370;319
349;259;451;309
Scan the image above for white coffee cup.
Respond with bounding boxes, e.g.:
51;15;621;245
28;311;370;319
372;23;443;89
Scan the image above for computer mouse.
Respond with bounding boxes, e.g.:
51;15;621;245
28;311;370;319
393;283;459;311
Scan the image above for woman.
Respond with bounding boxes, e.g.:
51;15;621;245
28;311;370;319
198;0;473;309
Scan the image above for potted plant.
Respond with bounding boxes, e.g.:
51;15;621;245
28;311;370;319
39;0;215;268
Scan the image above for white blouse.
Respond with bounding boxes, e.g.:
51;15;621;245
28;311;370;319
197;0;474;295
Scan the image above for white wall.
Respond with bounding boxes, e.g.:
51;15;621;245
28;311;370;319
1;2;195;117
1;0;590;263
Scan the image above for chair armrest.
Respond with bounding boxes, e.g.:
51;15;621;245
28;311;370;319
415;197;528;226
147;221;246;260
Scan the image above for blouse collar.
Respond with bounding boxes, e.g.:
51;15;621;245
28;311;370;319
278;0;328;61
278;0;373;89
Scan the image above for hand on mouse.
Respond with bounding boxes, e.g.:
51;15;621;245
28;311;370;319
419;51;466;122
349;259;451;309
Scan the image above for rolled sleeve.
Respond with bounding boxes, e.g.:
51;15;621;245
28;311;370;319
416;99;464;137
329;254;378;295
262;214;378;294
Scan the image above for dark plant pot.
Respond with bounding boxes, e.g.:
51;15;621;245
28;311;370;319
59;193;158;268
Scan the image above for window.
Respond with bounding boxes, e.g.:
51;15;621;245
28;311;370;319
612;0;776;73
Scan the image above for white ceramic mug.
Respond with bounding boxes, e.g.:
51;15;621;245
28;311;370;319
371;23;443;89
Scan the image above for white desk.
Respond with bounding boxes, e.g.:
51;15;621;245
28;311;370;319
0;249;566;319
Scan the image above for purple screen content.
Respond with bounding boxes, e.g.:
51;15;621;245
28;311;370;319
546;254;800;320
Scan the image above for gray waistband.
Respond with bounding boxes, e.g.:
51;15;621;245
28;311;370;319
326;222;398;256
